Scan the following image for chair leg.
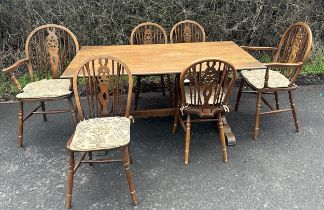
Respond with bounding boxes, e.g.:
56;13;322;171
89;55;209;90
173;105;180;134
184;114;191;165
88;151;93;166
288;91;300;132
254;91;262;140
18;101;24;147
160;75;166;96
121;145;138;206
67;97;78;126
40;101;47;121
217;113;228;162
166;75;174;106
127;145;133;164
274;91;280;110
235;78;245;111
134;76;141;110
66;150;75;209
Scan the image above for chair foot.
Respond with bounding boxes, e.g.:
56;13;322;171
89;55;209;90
121;146;138;205
217;113;228;162
253;129;259;140
288;91;300;132
184;114;191;165
66;151;75;209
18;101;24;147
253;92;262;140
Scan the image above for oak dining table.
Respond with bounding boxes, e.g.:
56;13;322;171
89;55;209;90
62;41;266;145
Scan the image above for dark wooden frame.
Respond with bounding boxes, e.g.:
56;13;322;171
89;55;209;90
65;55;138;208
1;24;79;147
173;57;237;164
235;22;313;139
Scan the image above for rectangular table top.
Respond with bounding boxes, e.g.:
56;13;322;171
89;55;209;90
61;41;265;78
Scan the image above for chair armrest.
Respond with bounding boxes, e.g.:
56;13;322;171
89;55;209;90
263;62;303;88
2;58;29;74
1;58;29;92
240;46;277;52
263;62;303;68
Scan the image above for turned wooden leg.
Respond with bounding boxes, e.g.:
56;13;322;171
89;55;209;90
67;97;78;126
288;91;300;132
166;74;174;107
235;78;245;111
40;101;47;121
217;113;228;162
66;150;75;209
88;151;93;166
127;145;133;164
274;91;280;110
254;91;262;140
134;76;142;110
173;104;180;134
160;75;166;96
184;114;191;165
18;101;24;147
121;145;138;205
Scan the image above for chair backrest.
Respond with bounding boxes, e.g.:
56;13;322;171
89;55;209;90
130;22;167;45
180;58;237;117
73;56;133;120
273;22;312;80
170;20;206;43
25;24;79;80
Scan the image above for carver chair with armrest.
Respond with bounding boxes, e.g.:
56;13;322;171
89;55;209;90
1;24;79;147
235;22;313;139
66;56;138;208
130;22;173;110
173;58;237;164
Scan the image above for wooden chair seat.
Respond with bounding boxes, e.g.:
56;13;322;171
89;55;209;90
184;86;224;105
68;117;131;151
16;79;72;99
241;69;290;89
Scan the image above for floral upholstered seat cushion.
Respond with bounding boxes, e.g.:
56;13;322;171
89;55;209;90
68;117;131;151
241;69;290;89
184;86;224;105
16;79;72;99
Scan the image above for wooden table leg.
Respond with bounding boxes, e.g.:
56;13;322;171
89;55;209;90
222;115;236;146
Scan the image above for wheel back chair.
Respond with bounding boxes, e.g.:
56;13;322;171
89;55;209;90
173;58;237;164
1;24;79;147
130;22;173;110
170;19;206;112
66;56;138;208
235;22;313;139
